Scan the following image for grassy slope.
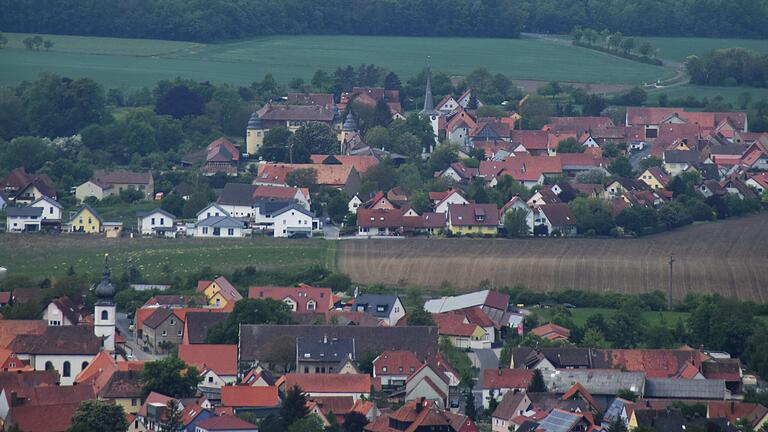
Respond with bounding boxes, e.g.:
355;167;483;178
649;85;768;106
0;33;667;89
0;234;331;280
536;306;768;327
640;37;768;63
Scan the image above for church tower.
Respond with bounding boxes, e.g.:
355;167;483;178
246;111;266;156
419;58;440;154
94;254;116;352
340;112;357;154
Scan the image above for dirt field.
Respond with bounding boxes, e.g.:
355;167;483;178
338;214;768;302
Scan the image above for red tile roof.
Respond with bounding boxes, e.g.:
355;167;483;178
284;373;372;394
357;208;404;229
531;323;571;340
10;402;80;432
195;414;259;430
248;284;333;313
482;369;534;390
510;130;549;150
221;386;280;408
432;313;482;337
373;350;424;376
257;163;357;187
178;344;238;376
0;320;47;348
484;291;511;311
310;154;380;175
545;117;615;133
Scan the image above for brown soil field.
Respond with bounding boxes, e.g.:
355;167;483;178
338;214;768;302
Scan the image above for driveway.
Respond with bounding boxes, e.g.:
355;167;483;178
322;224;339;239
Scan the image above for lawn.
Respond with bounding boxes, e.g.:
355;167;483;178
639;37;768;63
649;84;768;106
0;33;669;90
0;234;333;280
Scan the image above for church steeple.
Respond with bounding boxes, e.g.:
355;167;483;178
420;57;438;116
94;253;116;352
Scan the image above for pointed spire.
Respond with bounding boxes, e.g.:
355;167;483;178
343;111;357;131
95;253;115;301
420;56;438;116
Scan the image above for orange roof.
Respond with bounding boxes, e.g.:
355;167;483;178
178;344;238;376
309;154;380;174
432;313;482;337
0;320;47;348
75;350;144;393
258;163;357;187
373;350;423;376
221;386;280;408
531;323;571;341
562;382;599;411
248;284;333;313
284;373;372;394
482;369;533;390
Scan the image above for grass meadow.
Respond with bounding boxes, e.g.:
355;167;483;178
0;234;333;280
0;32;669;89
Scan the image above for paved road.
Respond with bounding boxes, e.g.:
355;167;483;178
472;348;500;409
629;143;653;170
116;312;163;361
322;224;340;239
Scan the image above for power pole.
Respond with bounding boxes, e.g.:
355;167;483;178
668;254;675;310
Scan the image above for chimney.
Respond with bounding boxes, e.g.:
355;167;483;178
323;334;328;344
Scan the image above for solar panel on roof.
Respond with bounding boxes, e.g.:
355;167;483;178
538;410;579;432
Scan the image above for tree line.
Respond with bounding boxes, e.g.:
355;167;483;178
686;48;768;88
1;0;767;42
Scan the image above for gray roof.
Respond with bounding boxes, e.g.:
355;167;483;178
297;336;355;362
543;369;646;396
197;215;244;228
184;312;230;344
239;324;438;362
537;409;583;432
644;378;726;400
247;112;263;129
512;348;611;369
29;195;62;209
352;294;402;319
218;183;258;206
6;207;43;217
273;204;315;218
664;150;701;164
143;308;176;329
254;199;296;215
196;203;230;217
136;208;176;219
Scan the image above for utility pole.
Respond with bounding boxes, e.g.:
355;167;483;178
668;254;675;310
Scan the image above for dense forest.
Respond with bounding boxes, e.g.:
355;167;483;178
0;0;766;42
686;48;768;88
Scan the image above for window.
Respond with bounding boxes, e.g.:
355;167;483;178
151;217;155;225
63;361;71;377
88;218;92;224
227;228;234;236
202;227;209;234
49;207;53;214
315;367;321;373
132;399;138;406
304;367;309;373
45;361;54;371
82;361;89;370
170;319;175;326
101;310;108;321
162;330;167;337
9;362;15;368
307;300;316;311
208;377;214;383
399;367;403;372
160;218;164;225
177;330;182;337
382;367;388;372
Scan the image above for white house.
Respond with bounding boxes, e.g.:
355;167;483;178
136;208;176;236
272;205;318;238
196;203;230;223
28;195;62;223
348;194;364;214
195;216;246;238
580;135;599;148
434;190;469;214
9;326;101;385
352;294;406;326
42;298;80;326
5;207;43;233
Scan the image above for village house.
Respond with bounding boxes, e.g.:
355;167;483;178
404;363;452;409
296;335;356;374
196;276;242;309
136;391;213;431
98;370;144;415
178;344;238;402
5;207;43;233
424;290;511;328
141;308;184;354
373;350;423;388
220;386;281;420
447;203;500;236
182;311;230;344
533;203;577;237
638;166;670;190
28;195;63;229
194;215;247;238
0;168;57;204
432;313;488;349
75;170;153;202
42;297;82;326
196;203;230;222
248;284;333;313
351;294;406;326
202;137;240;176
431;188;469;214
530;323;572;341
491;390;532;432
481;369;534;409
254;103;337;132
257;163;362;195
67;204;103;233
271;204;319;238
136;208;176;237
364;398;478;432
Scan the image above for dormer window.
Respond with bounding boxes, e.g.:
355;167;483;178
307;300;317;311
376;305;386;313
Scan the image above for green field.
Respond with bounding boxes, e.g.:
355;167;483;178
0;32;670;90
650;84;768;105
640;37;768;63
537;307;768;327
0;234;333;280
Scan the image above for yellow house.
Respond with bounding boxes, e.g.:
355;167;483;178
447;203;499;236
637;167;670;190
196;276;243;308
68;204;103;233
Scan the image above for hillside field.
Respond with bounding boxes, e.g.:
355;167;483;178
640;37;768;63
337;214;768;302
1;33;671;89
0;235;333;280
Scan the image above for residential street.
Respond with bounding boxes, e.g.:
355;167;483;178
116;312;163;361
